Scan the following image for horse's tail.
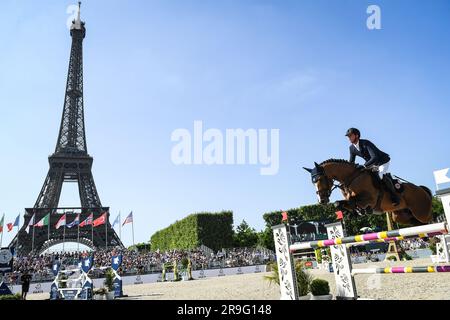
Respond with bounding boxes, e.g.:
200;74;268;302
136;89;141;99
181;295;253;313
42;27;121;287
420;186;432;198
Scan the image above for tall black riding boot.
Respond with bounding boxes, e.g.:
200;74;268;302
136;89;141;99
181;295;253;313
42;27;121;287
382;174;400;206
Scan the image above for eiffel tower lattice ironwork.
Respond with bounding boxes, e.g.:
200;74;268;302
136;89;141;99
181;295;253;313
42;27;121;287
10;3;123;255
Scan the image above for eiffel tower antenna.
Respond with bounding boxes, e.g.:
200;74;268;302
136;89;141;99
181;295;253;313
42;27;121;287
72;2;83;31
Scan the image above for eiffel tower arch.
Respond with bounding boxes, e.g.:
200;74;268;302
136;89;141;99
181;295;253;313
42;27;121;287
10;3;123;255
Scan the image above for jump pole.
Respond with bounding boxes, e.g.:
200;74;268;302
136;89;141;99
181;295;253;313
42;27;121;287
352;265;450;275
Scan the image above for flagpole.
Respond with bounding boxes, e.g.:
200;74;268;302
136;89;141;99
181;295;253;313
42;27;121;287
63;223;66;254
105;211;108;250
17;214;21;256
132;214;135;247
119;211;121;241
32;213;35;253
91;213;93;245
0;214;4;248
77;213;80;252
48;211;51;242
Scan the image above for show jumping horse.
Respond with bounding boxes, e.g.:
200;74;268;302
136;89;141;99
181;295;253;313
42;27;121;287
303;159;433;226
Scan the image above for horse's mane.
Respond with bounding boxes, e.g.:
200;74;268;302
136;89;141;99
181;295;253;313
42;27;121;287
319;159;359;168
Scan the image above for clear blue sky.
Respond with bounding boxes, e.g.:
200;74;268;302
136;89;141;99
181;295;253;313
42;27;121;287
0;0;449;247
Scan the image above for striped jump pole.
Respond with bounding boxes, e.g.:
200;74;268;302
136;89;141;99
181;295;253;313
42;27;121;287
290;222;448;251
352;265;450;275
346;232;444;247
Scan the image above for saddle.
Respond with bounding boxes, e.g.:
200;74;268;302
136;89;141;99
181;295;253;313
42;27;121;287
352;168;404;214
365;168;404;194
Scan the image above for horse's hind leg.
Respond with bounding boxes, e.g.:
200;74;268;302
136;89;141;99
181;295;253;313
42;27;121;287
392;209;426;226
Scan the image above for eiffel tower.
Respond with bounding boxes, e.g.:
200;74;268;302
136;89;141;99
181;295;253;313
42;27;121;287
10;3;123;255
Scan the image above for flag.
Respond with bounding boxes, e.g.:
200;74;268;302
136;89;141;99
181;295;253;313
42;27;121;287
93;213;107;227
112;214;120;227
26;214;35;234
7;215;20;232
67;214;80;229
281;211;288;222
55;214;67;230
0;214;4;234
79;213;93;228
122;212;133;226
336;211;344;220
34;214;50;227
434;168;450;186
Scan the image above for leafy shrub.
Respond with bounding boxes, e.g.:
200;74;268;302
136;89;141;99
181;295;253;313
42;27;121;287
104;269;115;292
264;261;313;296
295;262;313;296
310;279;330;296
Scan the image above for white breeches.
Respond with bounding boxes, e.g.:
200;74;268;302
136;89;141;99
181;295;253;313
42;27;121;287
377;161;390;178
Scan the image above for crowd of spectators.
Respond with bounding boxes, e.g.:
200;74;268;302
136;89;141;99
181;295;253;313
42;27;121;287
348;238;431;263
6;247;274;284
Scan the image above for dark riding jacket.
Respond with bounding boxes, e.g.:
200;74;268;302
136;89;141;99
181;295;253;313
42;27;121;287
349;139;390;167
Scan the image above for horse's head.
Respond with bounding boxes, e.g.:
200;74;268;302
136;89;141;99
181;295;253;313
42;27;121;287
303;162;333;205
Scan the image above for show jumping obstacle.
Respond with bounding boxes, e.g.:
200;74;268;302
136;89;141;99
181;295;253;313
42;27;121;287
273;187;450;300
50;254;123;300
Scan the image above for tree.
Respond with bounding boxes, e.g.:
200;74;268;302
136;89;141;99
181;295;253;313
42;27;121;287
233;220;258;248
257;228;274;251
432;196;445;220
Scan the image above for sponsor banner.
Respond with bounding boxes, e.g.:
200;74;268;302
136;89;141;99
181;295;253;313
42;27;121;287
10;265;267;295
31;282;44;294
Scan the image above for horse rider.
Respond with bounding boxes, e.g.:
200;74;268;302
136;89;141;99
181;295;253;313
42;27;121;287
345;128;400;206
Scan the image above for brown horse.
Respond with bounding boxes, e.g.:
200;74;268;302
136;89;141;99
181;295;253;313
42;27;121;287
303;159;433;226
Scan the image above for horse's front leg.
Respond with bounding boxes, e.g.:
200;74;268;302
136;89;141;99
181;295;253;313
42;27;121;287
334;198;357;212
353;192;376;211
335;191;374;213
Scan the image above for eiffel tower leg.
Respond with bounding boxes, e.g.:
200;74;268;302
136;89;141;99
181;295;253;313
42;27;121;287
79;172;102;208
34;169;64;209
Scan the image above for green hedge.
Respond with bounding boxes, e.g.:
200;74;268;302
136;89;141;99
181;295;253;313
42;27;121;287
150;211;233;252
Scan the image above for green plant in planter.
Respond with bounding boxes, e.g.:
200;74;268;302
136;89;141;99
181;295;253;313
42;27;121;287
310;279;330;296
104;268;115;292
263;261;313;297
58;273;68;289
429;238;438;255
178;257;190;280
263;262;279;285
181;257;189;269
295;262;313;297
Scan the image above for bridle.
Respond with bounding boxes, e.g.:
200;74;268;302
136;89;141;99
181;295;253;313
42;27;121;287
312;168;363;199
